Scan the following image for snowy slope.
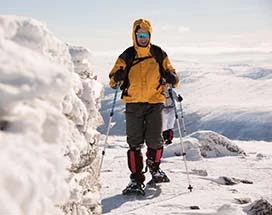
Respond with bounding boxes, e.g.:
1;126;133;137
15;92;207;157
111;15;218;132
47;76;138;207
98;59;272;141
100;134;272;215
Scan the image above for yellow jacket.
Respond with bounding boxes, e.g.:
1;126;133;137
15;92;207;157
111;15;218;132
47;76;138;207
109;18;179;104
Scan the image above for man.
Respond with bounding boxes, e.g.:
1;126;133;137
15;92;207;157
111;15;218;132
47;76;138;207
162;84;183;145
109;18;179;195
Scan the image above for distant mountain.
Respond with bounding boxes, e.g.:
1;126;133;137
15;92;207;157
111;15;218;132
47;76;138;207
98;64;272;141
98;87;126;135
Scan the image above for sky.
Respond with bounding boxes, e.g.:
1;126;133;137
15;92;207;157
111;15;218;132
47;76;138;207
0;0;272;52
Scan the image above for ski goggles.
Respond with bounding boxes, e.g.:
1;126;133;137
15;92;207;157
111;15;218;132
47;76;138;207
136;32;150;38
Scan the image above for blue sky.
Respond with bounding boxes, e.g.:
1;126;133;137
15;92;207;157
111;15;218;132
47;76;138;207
0;0;271;52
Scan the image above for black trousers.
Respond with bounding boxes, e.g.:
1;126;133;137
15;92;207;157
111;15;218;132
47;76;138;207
125;103;164;149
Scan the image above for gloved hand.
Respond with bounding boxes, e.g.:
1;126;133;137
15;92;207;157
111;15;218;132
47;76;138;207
163;70;176;84
114;68;126;82
177;94;183;102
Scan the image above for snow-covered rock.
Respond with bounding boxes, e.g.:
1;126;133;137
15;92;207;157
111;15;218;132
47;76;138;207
189;130;246;158
164;130;245;161
0;15;103;215
163;137;202;161
245;199;272;215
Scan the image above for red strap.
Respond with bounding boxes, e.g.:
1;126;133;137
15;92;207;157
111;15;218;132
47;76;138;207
169;129;173;140
155;148;163;162
129;150;136;173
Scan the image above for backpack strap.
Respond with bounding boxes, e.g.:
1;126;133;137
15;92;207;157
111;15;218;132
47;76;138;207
119;46;136;71
150;44;167;73
119;46;135;94
150;44;167;89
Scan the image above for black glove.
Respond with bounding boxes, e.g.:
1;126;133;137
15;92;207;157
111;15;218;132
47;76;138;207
114;68;126;82
177;94;183;102
163;70;176;84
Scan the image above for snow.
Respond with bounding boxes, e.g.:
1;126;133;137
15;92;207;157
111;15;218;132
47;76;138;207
100;135;272;214
0;15;103;215
1;14;272;215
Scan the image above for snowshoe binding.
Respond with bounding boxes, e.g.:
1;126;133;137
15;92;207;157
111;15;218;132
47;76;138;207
122;180;145;196
147;169;170;186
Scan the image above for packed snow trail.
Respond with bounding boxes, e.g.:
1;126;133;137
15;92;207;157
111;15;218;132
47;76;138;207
100;136;272;215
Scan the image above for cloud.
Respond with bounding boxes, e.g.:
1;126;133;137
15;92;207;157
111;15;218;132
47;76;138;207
230;34;243;38
160;24;190;33
178;26;190;33
209;7;251;15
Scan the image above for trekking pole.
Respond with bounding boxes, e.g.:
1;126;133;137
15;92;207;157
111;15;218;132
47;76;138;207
168;85;193;192
179;100;187;137
99;84;119;172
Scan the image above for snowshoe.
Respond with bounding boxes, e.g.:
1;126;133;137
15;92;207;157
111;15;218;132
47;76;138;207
122;181;145;196
147;178;157;187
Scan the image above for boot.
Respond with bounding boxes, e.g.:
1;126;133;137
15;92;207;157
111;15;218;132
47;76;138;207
164;139;172;145
163;129;173;145
123;148;146;195
146;147;170;184
163;130;170;144
146;159;170;183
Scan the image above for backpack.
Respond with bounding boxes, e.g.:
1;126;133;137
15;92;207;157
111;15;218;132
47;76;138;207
118;44;167;97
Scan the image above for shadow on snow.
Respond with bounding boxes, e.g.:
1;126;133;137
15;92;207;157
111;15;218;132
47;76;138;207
102;185;162;214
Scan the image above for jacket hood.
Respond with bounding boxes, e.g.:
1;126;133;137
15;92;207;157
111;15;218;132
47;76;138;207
132;18;152;50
